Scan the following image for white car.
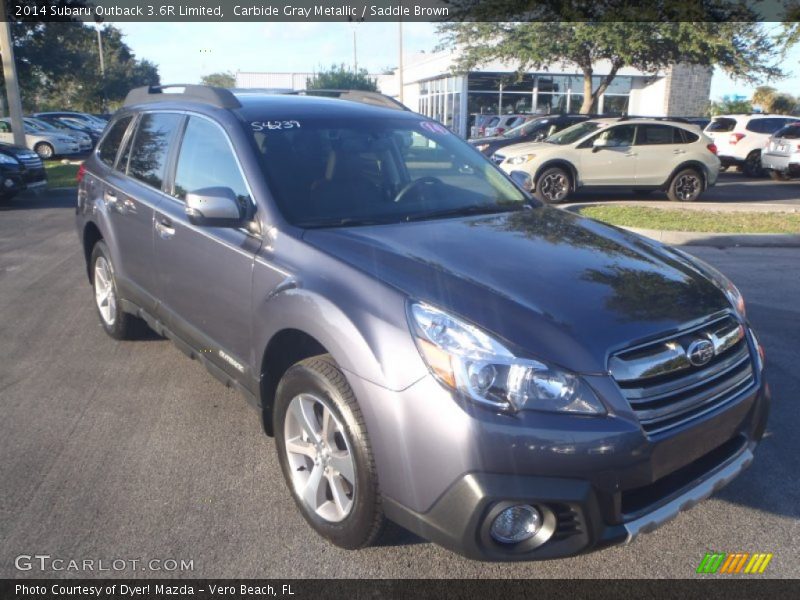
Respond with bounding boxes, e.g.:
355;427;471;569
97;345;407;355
0;118;81;159
483;115;531;137
704;114;800;176
24;117;92;153
495;117;720;203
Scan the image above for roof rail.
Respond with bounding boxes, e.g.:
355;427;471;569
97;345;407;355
124;85;242;109
289;89;410;111
617;115;691;124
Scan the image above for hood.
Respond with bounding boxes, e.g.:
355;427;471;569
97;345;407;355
470;135;506;144
498;141;552;157
304;209;731;374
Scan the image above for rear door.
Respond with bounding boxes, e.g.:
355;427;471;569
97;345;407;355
577;124;637;186
103;112;183;312
153;114;261;383
633;124;687;186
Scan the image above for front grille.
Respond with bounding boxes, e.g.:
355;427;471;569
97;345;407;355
491;153;505;165
19;155;43;170
609;314;755;436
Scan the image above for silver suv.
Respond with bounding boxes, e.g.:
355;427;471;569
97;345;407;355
495;118;720;203
76;86;768;561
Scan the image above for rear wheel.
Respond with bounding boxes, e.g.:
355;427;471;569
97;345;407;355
274;355;384;549
90;241;144;340
667;168;704;202
34;142;54;160
534;167;571;204
742;151;764;177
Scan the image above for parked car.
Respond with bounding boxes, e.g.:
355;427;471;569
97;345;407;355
24;117;92;152
33;114;102;146
495;117;720;203
34;111;106;132
470;114;495;139
483;114;533;137
759;121;800;180
704;114;800;176
0;142;47;200
0;118;81;159
471;114;593;160
76;85;768;561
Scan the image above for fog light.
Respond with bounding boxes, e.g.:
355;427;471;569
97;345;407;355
4;178;14;188
490;504;542;544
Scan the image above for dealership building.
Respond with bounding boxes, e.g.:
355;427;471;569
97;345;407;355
235;51;712;138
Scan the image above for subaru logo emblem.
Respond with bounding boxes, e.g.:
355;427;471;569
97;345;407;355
687;339;715;366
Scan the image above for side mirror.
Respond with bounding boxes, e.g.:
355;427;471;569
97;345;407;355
592;137;608;152
510;170;533;192
185;187;244;228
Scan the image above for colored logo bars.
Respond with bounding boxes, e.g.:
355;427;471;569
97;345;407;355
696;552;773;574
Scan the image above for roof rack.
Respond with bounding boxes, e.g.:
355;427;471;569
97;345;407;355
617;115;691;124
289;89;410;111
124;85;242;109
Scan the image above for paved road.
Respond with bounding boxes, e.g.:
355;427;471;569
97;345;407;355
1;190;798;579
573;171;800;206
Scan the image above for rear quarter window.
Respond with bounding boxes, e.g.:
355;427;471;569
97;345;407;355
97;116;132;167
707;118;737;133
774;125;800;139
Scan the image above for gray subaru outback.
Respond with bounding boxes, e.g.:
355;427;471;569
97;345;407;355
76;85;769;561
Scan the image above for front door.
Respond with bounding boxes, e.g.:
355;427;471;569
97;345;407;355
578;124;638;186
153;115;261;384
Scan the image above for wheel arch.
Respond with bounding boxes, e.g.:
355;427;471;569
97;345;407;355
663;160;710;190
82;221;104;281
533;159;579;190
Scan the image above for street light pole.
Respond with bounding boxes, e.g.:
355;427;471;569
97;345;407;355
0;7;26;147
96;25;107;112
398;22;404;104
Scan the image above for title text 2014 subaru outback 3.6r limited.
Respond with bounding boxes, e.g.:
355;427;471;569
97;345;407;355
76;85;769;561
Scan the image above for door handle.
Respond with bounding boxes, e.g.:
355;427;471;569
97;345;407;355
672;149;686;155
155;216;176;239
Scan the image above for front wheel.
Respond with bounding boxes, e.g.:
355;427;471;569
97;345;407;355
667;168;704;202
534;167;571;204
34;142;54;160
274;355;384;549
769;170;791;181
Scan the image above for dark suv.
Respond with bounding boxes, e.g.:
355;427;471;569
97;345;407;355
76;85;769;561
470;114;592;161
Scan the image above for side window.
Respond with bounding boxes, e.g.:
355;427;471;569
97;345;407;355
0;122;10;133
127;113;182;190
173;116;252;213
636;124;679;145
97;116;132;167
680;129;700;143
596;125;636;147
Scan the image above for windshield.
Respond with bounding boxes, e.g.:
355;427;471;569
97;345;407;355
28;119;57;131
245;117;526;227
544;121;605;145
502;119;546;139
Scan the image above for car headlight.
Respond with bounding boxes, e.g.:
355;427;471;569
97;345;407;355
0;154;19;165
506;154;537;165
408;302;606;414
475;143;489;152
669;248;745;319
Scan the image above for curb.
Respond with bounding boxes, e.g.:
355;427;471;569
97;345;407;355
561;204;800;248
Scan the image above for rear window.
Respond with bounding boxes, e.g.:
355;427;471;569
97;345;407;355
746;118;791;134
774;124;800;139
707;118;736;133
97;116;132;167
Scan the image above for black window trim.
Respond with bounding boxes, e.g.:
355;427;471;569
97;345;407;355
633;123;684;146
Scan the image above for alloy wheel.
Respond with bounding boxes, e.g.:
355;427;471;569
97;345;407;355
283;393;356;523
94;256;116;326
674;174;700;201
540;172;569;202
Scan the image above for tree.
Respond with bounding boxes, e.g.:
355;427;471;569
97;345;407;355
765;93;797;115
706;96;753;116
307;64;378;92
751;85;777;110
438;19;783;114
201;71;236;88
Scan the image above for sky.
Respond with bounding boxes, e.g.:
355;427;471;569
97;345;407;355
111;21;800;103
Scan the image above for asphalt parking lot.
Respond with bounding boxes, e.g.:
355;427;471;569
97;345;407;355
1;187;798;579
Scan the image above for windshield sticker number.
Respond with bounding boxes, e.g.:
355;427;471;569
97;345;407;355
420;121;450;136
251;120;301;131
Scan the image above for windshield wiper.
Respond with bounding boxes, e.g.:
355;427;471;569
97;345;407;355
402;204;522;222
298;216;399;229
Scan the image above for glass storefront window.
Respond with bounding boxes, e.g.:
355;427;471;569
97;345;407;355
536;93;567;114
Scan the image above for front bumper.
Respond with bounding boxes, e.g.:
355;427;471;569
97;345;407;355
350;351;770;561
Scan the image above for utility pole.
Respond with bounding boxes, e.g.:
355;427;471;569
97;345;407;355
398;22;404;104
96;25;107;112
0;5;26;147
352;28;358;72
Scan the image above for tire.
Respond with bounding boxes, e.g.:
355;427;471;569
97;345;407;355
34;142;54;160
769;170;791;181
89;240;144;340
742;151;764;177
667;168;704;202
274;354;384;549
534;167;571;204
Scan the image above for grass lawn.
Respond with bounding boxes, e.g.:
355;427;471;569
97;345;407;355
45;161;80;189
578;205;800;234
